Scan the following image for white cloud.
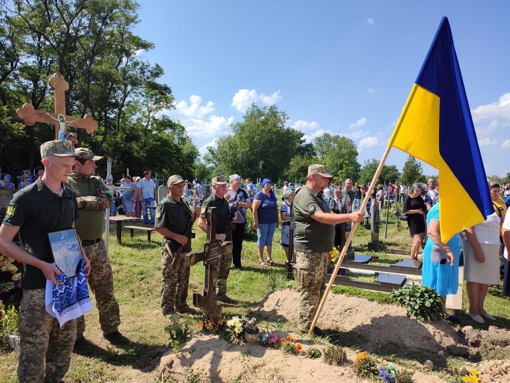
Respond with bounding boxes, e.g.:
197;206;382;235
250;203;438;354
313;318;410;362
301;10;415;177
231;89;282;113
349;117;367;129
366;18;374;25
368;88;383;93
340;129;370;140
475;119;500;136
359;136;381;150
303;129;326;143
199;138;219;156
290;120;320;131
478;137;497;146
501;139;510;149
472;93;510;122
165;95;234;139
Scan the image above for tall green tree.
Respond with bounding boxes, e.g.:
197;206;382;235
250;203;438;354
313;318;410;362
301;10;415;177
313;133;361;182
401;155;424;186
0;0;199;180
205;104;305;183
357;159;401;186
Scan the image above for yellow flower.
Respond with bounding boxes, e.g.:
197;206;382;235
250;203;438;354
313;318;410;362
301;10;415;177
356;351;368;360
468;369;479;376
462;375;480;383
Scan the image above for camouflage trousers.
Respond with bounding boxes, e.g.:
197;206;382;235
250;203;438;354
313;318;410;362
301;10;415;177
77;240;120;338
19;288;76;383
211;247;233;298
161;249;191;314
296;251;329;332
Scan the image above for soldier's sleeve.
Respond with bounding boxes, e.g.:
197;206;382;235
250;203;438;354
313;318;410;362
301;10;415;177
2;193;30;227
200;197;211;218
77;177;113;210
154;201;167;228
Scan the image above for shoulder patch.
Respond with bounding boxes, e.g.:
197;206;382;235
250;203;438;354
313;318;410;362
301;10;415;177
6;205;16;217
201;207;206;214
156;211;162;219
307;204;315;213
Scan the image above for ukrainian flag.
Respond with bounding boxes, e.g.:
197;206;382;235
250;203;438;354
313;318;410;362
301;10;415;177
388;17;492;242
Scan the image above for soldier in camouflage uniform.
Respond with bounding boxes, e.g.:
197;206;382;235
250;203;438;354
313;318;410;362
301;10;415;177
67;147;127;354
198;175;235;303
0;140;90;383
154;175;201;315
293;164;363;336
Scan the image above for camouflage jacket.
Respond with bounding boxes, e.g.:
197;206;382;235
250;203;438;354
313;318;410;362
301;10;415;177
67;172;113;210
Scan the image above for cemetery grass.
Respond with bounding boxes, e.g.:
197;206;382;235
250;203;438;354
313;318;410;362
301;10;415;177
1;213;509;382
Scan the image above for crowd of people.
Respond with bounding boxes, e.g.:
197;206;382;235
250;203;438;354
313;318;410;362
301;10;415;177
1;138;510;382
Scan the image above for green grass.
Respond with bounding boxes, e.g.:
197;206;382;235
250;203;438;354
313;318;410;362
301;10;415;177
1;208;509;382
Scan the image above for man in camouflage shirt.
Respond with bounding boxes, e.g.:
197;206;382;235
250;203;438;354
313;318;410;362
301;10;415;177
67;147;127;354
155;175;200;315
198;175;235;303
0;140;90;382
293;164;363;336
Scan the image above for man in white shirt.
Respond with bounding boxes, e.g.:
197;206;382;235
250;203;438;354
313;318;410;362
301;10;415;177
138;170;156;224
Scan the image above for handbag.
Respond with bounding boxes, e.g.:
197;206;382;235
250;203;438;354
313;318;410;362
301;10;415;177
399;213;408;221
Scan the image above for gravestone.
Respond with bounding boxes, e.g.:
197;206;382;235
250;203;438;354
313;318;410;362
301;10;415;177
368;197;384;251
185;207;231;319
158;184;168;202
17;73;98;140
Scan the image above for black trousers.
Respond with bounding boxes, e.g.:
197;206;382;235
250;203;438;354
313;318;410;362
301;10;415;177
232;223;246;268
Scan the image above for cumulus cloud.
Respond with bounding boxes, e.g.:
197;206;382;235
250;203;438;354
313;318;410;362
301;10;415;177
165;95;234;139
501;139;510;149
290;120;320;131
349;117;367;129
340;130;370;140
472;93;510;122
231;89;282;113
366;18;374;25
478;137;497;146
359;136;381;150
475;119;500;136
303;129;326;143
199;138;219;156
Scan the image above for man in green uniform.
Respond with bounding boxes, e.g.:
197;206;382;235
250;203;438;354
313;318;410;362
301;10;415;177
67;147;127;354
0;140;90;383
198;175;235;303
155;174;201;315
293;164;363;336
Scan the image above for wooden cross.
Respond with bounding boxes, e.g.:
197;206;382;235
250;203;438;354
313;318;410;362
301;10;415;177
16;73;98;140
185;207;231;319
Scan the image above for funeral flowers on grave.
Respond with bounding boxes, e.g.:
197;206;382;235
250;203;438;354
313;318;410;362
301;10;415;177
225;316;247;345
260;332;281;347
244;317;259;334
0;254;22;305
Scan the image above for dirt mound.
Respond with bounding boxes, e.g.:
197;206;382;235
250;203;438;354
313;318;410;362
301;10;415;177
160;290;472;383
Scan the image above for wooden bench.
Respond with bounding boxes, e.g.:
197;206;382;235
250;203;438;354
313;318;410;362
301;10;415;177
124;225;156;242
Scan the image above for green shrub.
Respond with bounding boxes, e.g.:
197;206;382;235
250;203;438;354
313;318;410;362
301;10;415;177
164;315;192;346
0;304;20;352
323;345;347;365
390;284;444;322
352;351;378;379
307;347;322;359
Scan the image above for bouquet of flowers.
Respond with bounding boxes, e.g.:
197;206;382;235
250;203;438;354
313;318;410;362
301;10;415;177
331;247;340;264
260;332;281;347
244;317;259;334
280;335;302;355
0;254;22;305
225;316;247;345
198;317;224;334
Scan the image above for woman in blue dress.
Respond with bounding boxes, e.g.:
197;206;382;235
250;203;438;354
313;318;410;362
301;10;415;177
421;202;461;315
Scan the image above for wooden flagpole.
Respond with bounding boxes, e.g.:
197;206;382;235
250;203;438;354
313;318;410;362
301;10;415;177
309;145;394;334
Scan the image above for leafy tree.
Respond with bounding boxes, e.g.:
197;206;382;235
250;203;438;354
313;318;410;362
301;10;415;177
401;155;424;186
205;104;305;183
314;133;360;182
357;159;401;186
0;0;199;180
501;172;510;185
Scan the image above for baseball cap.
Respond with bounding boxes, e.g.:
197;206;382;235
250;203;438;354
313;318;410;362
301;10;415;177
74;147;103;161
167;174;184;186
40;140;80;158
307;164;333;178
211;175;227;185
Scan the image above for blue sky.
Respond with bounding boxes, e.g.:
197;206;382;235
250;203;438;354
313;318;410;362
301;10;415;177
135;0;510;178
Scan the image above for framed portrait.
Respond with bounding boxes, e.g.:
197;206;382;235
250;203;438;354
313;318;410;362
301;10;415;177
48;229;82;278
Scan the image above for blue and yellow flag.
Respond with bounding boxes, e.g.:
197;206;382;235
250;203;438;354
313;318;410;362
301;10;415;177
388;17;492;242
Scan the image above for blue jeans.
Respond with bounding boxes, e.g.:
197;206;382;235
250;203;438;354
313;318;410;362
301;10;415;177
142;197;156;223
257;222;277;247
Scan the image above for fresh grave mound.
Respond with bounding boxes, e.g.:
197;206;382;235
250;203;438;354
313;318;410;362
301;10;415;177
160;335;371;383
255;289;465;354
